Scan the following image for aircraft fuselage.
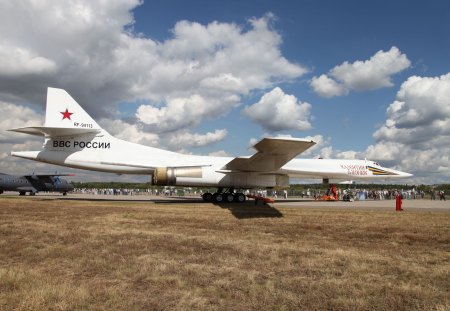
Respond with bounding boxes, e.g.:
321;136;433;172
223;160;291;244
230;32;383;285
11;134;411;188
9;87;412;193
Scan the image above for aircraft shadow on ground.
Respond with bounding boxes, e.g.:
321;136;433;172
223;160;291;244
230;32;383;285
215;202;283;219
154;200;283;219
54;196;283;219
151;198;283;219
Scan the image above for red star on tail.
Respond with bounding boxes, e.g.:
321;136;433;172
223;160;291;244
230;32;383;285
60;108;74;120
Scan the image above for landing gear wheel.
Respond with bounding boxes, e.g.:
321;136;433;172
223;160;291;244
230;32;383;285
213;192;224;203
234;193;246;203
202;192;213;202
224;193;234;203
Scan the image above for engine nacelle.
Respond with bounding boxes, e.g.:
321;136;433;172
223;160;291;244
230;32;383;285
152;167;203;186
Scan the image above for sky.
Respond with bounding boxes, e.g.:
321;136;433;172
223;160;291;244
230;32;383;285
0;0;449;184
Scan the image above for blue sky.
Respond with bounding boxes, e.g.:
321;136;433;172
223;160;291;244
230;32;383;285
132;0;449;157
0;0;449;183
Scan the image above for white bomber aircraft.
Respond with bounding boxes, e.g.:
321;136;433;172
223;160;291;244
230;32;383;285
9;88;412;203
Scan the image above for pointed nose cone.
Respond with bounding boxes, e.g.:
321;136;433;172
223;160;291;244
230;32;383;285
400;172;413;178
392;169;413;178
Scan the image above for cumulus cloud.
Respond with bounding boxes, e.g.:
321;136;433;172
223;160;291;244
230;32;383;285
135;94;236;133
365;73;450;183
334;150;359;160
0;1;306;126
208;150;230;157
0;0;310;169
243;87;312;132
100;118;160;147
372;73;450;146
0;102;42;143
168;129;228;149
0;47;56;77
310;47;411;97
299;135;333;158
0;102;51;174
310;74;348;98
0;0;141;109
132;15;307;133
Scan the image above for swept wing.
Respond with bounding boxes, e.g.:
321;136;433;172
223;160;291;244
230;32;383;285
223;137;315;172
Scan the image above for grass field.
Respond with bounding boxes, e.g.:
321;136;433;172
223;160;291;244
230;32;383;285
0;196;449;310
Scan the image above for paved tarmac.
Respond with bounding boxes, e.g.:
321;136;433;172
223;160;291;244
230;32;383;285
274;197;449;212
2;192;448;212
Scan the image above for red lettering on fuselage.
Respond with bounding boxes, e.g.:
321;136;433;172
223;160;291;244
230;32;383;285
340;164;368;176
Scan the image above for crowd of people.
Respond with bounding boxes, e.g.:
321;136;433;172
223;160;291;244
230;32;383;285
72;186;446;201
73;188;159;196
73;187;198;196
307;188;446;201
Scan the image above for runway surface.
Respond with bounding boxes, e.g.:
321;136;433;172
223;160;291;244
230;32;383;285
2;192;448;212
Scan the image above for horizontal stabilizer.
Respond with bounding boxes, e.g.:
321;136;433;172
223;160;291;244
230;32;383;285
9;126;100;137
24;173;75;178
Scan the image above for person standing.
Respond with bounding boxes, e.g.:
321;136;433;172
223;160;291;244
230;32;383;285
439;190;446;201
396;191;403;211
430;189;436;200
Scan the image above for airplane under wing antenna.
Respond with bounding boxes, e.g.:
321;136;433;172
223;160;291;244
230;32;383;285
223;137;315;172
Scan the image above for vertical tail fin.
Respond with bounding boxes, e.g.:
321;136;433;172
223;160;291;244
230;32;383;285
44;87;101;130
8;87;104;137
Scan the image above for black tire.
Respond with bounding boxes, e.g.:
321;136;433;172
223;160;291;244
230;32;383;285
202;192;213;202
213;192;224;203
234;193;246;203
224;193;234;203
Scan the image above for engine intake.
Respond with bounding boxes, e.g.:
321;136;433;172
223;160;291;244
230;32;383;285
152;167;203;185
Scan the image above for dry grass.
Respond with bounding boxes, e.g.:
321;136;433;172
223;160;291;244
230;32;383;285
0;197;449;310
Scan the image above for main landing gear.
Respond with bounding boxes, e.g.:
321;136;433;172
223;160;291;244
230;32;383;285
202;187;246;203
